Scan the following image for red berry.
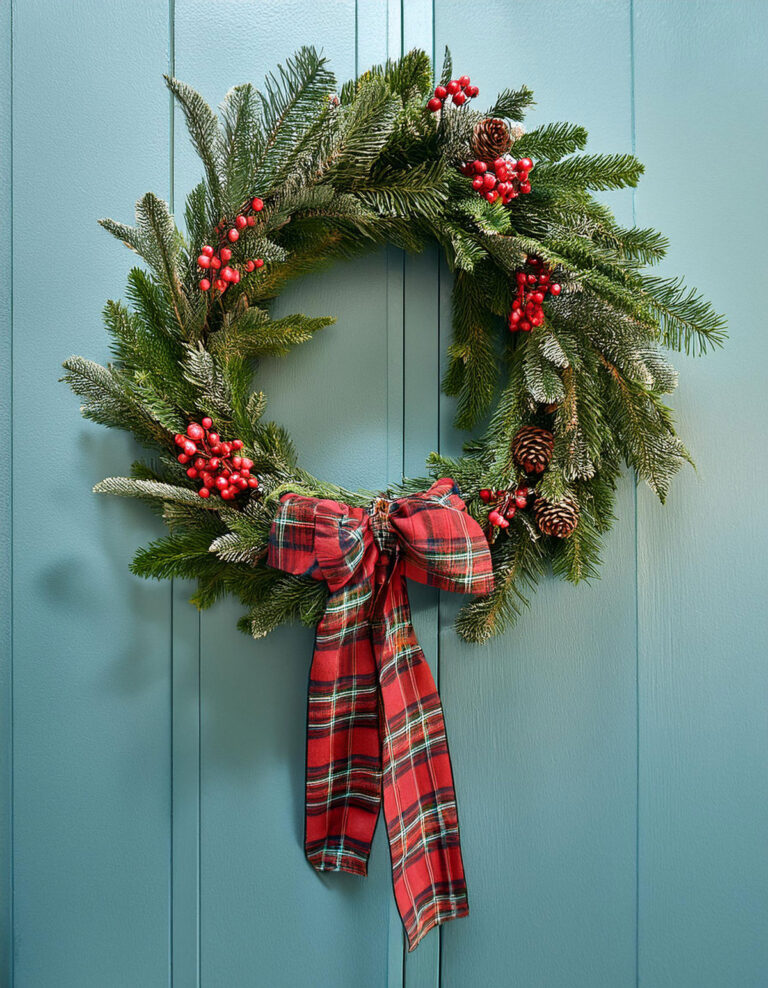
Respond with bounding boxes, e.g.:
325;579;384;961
177;453;189;464
427;97;442;112
222;267;236;282
214;279;226;292
519;158;533;171
227;228;239;242
235;215;247;230
220;443;231;455
254;258;264;268
515;488;529;509
198;488;210;499
251;197;264;211
183;440;196;456
446;80;460;95
248;477;259;488
201;245;214;257
532;292;544;304
237;477;248;489
215;476;228;490
479;489;492;502
245;260;255;272
434;85;447;99
519;182;532;194
187;423;204;440
186;467;198;479
520;320;532;332
483;172;497;189
458;75;470;88
473;160;487;174
208;432;220;445
220;248;232;262
472;175;485;190
246;215;255;226
208;457;219;469
466;85;479;98
240;457;253;469
549;283;562;296
174;433;185;446
452;91;467;106
197;254;211;268
232;456;243;468
485;190;499;202
210;256;221;269
199;278;211;291
504;504;517;520
202;416;212;429
193;457;205;470
220;488;234;501
231;269;241;284
488;509;504;526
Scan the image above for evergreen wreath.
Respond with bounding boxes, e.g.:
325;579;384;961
63;48;725;644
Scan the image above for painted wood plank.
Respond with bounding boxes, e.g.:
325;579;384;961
10;1;173;985
633;3;768;985
173;4;394;983
435;3;639;985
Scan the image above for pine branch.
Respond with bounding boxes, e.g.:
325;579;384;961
639;275;727;354
486;86;535;121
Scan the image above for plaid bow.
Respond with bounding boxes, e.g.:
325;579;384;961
267;478;494;950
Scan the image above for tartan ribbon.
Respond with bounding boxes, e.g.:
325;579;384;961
267;478;494;950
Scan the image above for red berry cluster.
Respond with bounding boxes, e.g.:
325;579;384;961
197;197;266;294
508;257;562;333
174;419;259;500
460;155;534;205
427;75;478;112
480;486;531;529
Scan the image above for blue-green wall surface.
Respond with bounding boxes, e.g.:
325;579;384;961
2;2;767;986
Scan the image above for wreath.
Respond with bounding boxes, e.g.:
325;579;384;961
63;47;725;645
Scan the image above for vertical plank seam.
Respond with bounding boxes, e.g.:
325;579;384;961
168;2;175;984
432;8;442;988
5;0;14;982
197;608;202;987
629;1;640;985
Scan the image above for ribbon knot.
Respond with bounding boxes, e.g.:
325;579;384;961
268;478;494;950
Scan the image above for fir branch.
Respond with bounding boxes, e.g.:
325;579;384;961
536;153;644;191
639;275;727;354
486;86;535;121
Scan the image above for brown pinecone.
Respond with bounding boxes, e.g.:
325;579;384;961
534;495;580;538
512;426;554;475
471;118;511;163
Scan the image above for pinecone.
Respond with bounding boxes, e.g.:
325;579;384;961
534;495;580;538
512;426;554;475
471;118;511;163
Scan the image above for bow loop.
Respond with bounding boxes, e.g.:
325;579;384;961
269;494;376;592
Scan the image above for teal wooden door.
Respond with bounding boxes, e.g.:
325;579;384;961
3;2;767;986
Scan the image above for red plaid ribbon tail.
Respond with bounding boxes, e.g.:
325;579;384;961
267;479;494;950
